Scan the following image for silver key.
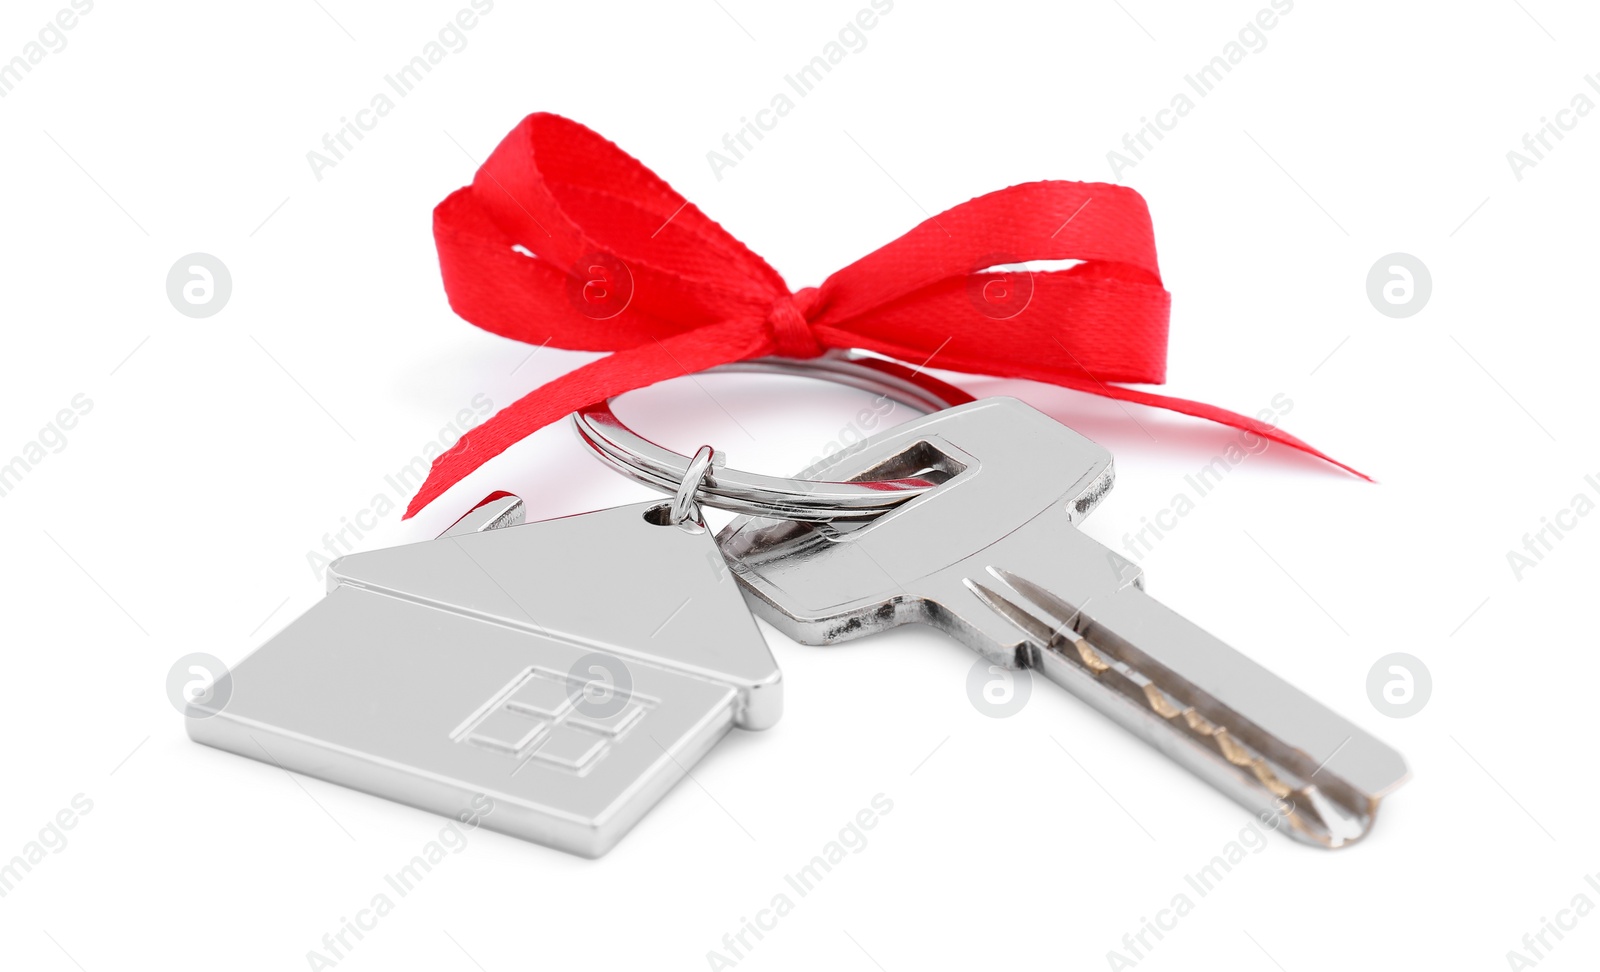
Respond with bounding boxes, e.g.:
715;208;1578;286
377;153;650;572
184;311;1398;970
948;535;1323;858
188;493;782;857
719;398;1408;848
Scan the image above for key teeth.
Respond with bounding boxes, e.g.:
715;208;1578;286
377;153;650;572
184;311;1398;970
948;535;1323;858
1141;683;1182;719
1144;686;1296;801
1075;639;1111;674
975;567;1368;849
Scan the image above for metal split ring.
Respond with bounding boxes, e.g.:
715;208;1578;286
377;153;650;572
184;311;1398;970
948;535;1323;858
571;349;974;521
670;445;717;526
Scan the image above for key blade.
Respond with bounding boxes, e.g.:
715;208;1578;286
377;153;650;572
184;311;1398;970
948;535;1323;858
984;566;1408;849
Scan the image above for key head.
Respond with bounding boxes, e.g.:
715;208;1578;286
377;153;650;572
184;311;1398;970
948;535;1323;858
719;397;1117;659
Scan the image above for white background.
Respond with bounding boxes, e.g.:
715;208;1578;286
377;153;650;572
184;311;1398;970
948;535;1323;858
2;1;1596;969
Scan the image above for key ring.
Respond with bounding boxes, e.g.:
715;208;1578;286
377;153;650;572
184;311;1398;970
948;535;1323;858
571;349;974;521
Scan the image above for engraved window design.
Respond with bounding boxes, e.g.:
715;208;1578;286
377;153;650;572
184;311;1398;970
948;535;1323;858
452;668;647;771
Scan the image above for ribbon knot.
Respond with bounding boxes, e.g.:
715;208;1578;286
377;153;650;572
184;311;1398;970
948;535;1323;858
404;112;1366;518
765;288;823;359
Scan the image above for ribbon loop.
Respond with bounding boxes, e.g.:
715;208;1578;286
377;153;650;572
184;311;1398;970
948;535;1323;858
403;113;1365;519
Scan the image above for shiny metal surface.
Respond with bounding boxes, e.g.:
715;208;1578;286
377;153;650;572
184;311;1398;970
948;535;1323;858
188;494;782;858
572;349;974;521
719;398;1409;848
670;445;718;527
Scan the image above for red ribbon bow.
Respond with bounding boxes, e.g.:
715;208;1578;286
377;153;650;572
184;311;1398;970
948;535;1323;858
405;113;1363;517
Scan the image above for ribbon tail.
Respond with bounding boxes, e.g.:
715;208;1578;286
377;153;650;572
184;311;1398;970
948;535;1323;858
403;321;777;518
1054;378;1372;482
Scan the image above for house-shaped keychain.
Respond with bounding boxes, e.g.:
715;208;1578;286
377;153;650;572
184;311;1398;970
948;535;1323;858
186;493;783;857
